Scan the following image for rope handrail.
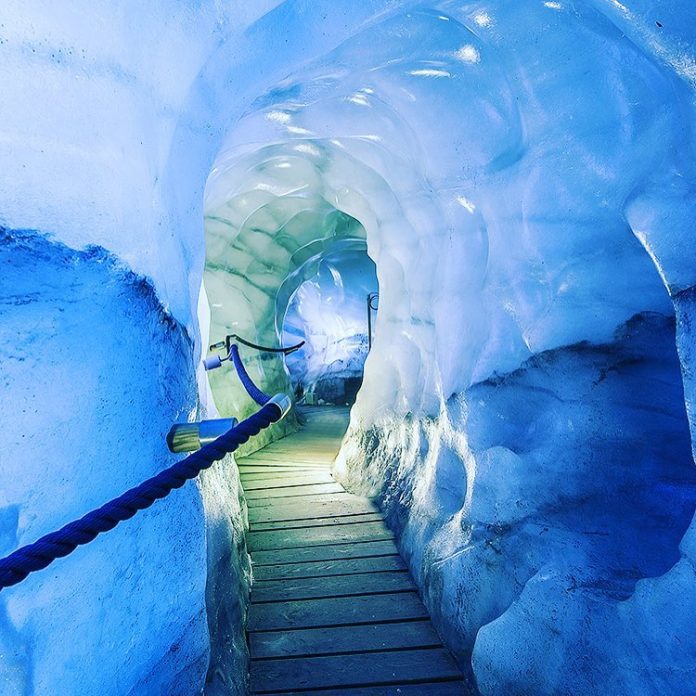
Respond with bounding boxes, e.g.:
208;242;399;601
203;338;302;402
229;344;271;406
0;396;290;590
0;345;292;590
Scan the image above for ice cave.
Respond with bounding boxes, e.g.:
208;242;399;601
1;1;696;694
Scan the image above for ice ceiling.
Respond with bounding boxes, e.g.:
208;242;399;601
1;0;696;694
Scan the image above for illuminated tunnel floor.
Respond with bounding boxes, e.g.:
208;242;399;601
239;407;466;695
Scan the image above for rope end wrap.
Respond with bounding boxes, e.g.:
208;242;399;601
167;418;238;453
267;393;292;421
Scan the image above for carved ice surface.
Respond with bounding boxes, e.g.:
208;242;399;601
1;0;696;694
201;0;696;688
0;229;207;695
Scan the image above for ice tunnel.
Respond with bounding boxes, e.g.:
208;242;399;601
1;1;696;694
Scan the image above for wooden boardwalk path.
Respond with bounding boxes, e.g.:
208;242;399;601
238;407;466;695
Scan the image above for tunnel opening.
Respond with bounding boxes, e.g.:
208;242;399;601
281;243;378;407
198;117;400;457
201;160;378;449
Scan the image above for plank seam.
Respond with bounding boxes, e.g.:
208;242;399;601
252;569;406;582
247;615;431;634
243;481;336;492
250;675;465;695
250;586;416;604
252;568;408;584
250;535;395;551
250;516;382;532
250;552;402;568
246;490;348;502
248;589;421;606
249;519;386;532
249;510;379;526
249;641;446;662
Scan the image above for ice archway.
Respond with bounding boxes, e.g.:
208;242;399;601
1;1;696;694
202;141;378;445
282;247;378;404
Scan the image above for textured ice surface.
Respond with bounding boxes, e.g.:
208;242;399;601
0;229;208;694
0;1;405;693
206;2;695;692
318;4;696;692
203;149;376;447
0;3;400;693
2;0;696;694
0;228;251;695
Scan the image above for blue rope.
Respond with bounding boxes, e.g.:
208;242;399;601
229;344;271;406
0;401;283;590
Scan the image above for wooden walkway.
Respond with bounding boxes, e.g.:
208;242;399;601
238;407;466;695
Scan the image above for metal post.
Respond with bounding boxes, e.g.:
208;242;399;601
367;292;379;350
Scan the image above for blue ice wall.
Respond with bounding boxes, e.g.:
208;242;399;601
0;2;409;692
0;228;209;694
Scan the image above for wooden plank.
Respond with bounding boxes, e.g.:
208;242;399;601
242;456;334;469
249;619;442;658
242;478;334;489
249;647;461;692
247;591;427;631
259;682;468;696
242;474;335;491
245;482;345;502
248;520;392;551
248;520;392;552
240;468;331;477
259;431;341;440
251;570;414;602
244;448;337;458
241;448;331;455
251;449;337;455
240;453;331;462
240;468;332;478
251;538;399;566
253;555;406;581
239;459;331;468
242;446;334;455
248;495;378;522
239;460;330;468
240;451;336;460
238;467;330;476
251;511;383;532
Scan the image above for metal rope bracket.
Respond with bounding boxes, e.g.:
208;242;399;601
205;334;304;372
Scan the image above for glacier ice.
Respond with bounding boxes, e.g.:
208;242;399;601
0;227;251;696
0;229;208;694
1;0;696;694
